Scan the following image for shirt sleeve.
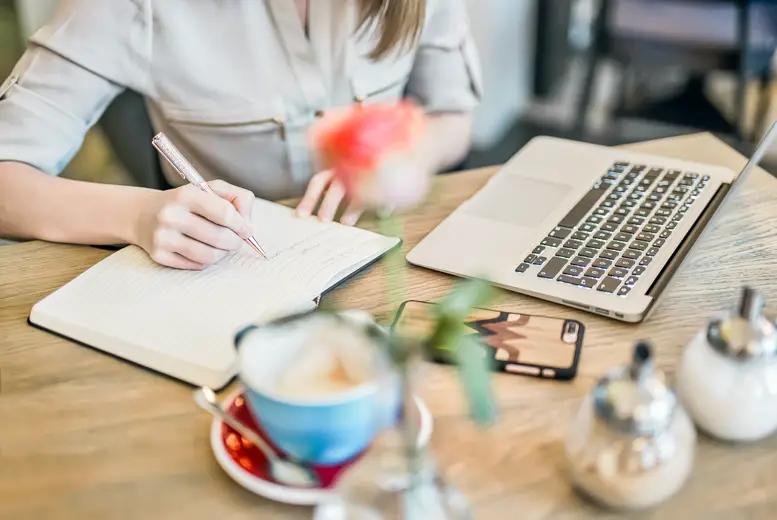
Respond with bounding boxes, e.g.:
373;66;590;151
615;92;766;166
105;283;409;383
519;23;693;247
405;0;484;114
0;0;151;175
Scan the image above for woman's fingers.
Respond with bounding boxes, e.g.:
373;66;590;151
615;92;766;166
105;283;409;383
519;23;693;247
340;200;363;226
317;180;346;222
297;170;334;217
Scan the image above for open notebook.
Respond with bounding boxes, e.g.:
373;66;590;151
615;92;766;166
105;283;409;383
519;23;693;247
29;198;399;389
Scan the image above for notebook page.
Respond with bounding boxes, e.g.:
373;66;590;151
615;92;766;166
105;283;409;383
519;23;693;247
32;246;313;385
233;198;400;293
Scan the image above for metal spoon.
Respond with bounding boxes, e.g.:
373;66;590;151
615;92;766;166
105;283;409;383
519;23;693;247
194;387;320;488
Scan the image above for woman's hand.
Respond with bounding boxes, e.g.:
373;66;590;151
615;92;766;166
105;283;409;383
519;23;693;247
295;169;364;226
134;180;255;269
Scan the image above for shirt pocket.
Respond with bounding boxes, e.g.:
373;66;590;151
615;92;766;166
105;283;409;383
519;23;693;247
350;55;415;104
154;97;308;200
159;99;289;139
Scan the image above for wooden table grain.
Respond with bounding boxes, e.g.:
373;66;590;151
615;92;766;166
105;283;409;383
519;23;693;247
3;133;777;520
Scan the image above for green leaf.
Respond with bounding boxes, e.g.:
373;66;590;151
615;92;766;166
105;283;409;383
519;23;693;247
455;335;497;425
427;278;497;426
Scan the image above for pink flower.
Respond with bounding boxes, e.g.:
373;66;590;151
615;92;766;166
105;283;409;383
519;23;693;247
309;101;430;209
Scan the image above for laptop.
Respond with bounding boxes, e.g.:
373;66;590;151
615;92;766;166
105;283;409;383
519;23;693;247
407;123;777;323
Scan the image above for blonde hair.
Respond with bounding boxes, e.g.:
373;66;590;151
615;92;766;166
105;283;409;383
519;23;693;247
357;0;426;59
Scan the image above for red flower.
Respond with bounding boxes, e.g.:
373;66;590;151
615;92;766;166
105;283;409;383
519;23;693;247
310;101;427;206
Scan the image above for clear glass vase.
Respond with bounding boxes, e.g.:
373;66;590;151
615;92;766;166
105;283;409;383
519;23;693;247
313;427;473;520
313;353;473;520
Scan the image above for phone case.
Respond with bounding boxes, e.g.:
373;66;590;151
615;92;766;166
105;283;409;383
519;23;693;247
391;300;585;381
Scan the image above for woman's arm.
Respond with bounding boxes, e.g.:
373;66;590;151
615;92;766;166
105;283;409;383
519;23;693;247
420;112;474;173
0;161;150;244
0;43;255;269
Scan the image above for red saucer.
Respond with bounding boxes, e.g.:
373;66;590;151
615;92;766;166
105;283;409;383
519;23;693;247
221;392;359;489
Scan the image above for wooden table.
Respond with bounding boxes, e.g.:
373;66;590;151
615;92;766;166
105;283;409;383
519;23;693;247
3;133;777;519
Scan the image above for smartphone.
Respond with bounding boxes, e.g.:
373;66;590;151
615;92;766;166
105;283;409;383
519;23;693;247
392;300;585;381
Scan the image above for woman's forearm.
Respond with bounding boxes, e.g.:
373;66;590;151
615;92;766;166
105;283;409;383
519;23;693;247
0;161;154;245
423;112;474;172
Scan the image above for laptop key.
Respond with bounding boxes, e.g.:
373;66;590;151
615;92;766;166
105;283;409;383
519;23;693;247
621;200;638;208
579;277;597;289
633;266;646;275
563;265;584;276
515;263;530;273
635;209;650;218
650;217;667;225
593;208;610;216
629;241;648;251
665;170;681;180
594;231;612;240
586;239;605;249
666;222;678;230
606;241;626;251
524;254;537;263
625;276;639;286
609;267;629;278
598;277;621;293
659;230;672;239
622;249;641;260
640;257;653;266
636;232;654;242
628;217;645;226
534;256;548;265
572;231;590;241
593;258;612;269
557;275;581;286
641;201;657;209
673;213;684;221
571;256;591;267
621;224;639;234
555;248;576;259
579;223;597;233
533;246;545;255
538;257;567;279
655;208;671;217
601;200;616;208
614;232;632;242
585;268;605;279
607;215;625;224
643;225;661;234
654;239;665;248
587;216;603;224
558;185;609;229
601;222;618;232
541;237;562;247
618;286;632;296
646;248;659;257
600;250;619;260
579;248;597;258
549;227;572;239
564;239;584;249
616;258;636;268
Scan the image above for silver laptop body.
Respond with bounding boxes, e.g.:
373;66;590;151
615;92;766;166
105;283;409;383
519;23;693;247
407;125;777;323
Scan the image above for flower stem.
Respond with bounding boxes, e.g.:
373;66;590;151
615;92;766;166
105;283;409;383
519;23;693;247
377;212;407;309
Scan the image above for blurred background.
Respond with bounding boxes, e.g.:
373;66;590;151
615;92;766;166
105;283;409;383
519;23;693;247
2;0;777;186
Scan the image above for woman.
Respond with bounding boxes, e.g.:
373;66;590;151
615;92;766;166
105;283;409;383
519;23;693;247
0;0;481;269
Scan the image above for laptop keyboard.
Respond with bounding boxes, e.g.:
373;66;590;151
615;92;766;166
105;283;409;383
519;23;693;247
515;162;710;296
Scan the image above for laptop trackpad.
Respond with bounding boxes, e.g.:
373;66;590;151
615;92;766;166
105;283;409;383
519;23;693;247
465;175;574;227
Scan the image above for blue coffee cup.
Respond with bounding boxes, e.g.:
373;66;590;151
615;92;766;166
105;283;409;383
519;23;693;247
234;311;400;466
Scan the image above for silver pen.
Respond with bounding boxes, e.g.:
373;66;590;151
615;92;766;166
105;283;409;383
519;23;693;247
151;132;268;258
